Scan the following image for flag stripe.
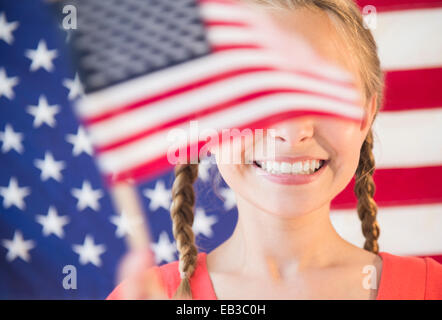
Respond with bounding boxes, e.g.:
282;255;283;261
382;68;442;111
331;165;442;209
373;108;442;168
372;8;442;70
356;0;442;12
331;203;442;256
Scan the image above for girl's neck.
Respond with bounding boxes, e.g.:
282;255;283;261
210;195;351;280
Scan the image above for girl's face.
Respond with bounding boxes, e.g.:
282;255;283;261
211;7;376;218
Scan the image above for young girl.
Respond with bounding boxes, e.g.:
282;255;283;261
107;0;442;300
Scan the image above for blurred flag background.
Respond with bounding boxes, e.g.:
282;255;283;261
0;0;441;299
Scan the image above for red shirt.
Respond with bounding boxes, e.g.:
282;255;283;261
107;251;442;300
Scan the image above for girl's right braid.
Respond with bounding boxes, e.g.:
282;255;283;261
170;163;199;299
354;129;380;254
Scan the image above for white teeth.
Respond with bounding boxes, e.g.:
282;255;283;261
256;159;324;175
303;161;310;172
292;161;302;174
272;161;280;172
280;162;291;173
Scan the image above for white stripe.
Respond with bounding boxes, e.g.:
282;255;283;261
373;8;442;70
373;108;442;168
96;94;363;174
331;203;442;256
88;71;359;146
77;50;353;119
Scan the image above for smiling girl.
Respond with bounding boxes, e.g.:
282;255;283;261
107;0;442;300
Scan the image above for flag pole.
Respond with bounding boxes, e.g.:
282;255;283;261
110;181;151;250
109;181;167;299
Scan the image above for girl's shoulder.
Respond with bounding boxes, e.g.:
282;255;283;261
157;251;217;299
377;251;442;300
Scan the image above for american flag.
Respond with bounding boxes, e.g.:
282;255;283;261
71;0;363;185
0;0;441;299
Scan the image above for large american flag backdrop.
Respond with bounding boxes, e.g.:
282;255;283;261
0;0;441;299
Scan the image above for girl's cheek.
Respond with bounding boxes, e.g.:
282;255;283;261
322;119;363;151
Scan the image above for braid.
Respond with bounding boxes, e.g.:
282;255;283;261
354;129;380;254
170;163;199;299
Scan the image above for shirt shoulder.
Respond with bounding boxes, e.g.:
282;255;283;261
157;251;217;300
424;256;442;299
377;252;442;299
105;265;165;300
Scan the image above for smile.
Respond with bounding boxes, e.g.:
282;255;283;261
252;158;328;185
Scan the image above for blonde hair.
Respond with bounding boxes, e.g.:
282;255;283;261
170;0;384;299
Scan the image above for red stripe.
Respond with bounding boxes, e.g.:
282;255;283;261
355;0;442;12
198;0;236;5
331;165;442;209
382;68;442;111
104;110;362;185
205;20;250;27
212;44;264;52
96;88;360;152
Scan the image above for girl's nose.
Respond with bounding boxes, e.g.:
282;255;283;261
268;116;315;146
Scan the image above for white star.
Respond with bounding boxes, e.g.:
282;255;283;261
0;12;19;45
193;207;218;238
109;210;143;238
151;231;177;264
2;230;35;262
34;151;66;182
219;187;237;211
27;95;60;128
25;39;58;72
143;180;171;211
0;68;19;100
63;74;84;100
71;180;103;211
72;235;106;267
0;177;31;210
35;206;70;238
66;126;93;156
0;123;24;154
